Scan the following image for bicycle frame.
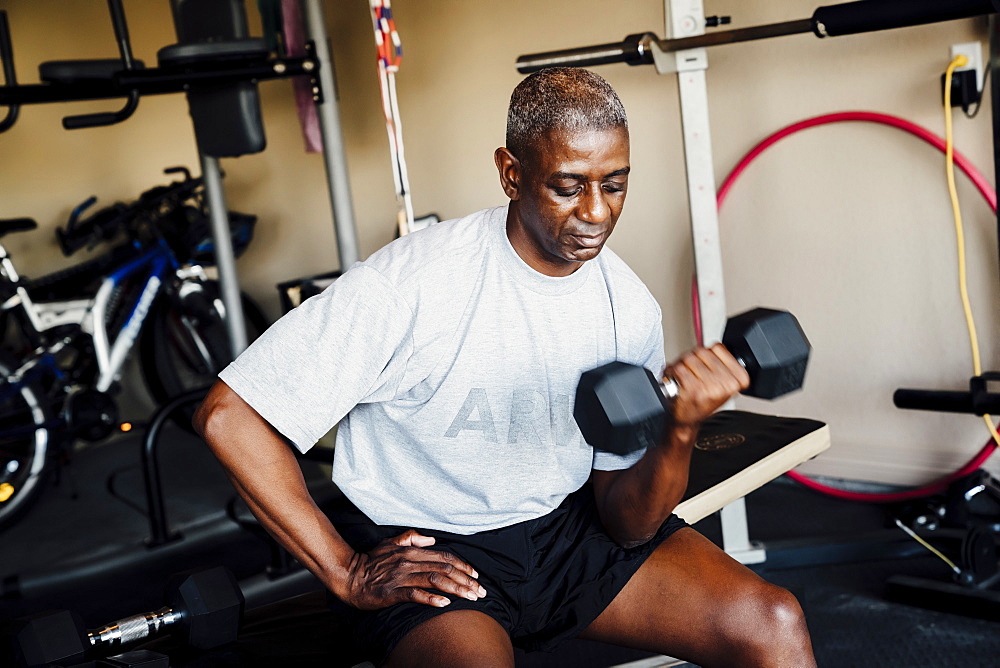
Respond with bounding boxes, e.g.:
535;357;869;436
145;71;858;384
0;238;179;409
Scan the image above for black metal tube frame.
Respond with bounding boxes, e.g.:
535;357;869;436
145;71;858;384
141;387;212;548
0;11;19;132
0;56;319;107
62;0;140;129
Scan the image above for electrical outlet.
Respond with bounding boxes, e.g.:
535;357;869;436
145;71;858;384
951;41;984;93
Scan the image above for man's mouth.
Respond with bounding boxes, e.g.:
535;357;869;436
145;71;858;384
570;233;604;248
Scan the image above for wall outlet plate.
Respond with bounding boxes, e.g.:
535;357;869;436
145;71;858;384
951;41;984;93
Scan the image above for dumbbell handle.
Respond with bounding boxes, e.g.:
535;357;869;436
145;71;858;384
658;357;747;400
87;607;183;649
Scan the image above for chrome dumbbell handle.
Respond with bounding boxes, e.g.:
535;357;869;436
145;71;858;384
87;607;183;648
658;357;747;400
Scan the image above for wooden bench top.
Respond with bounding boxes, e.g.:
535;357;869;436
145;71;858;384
674;411;830;524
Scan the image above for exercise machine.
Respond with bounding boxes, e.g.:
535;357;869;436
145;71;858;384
0;0;363;358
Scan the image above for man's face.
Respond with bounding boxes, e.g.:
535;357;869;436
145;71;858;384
498;127;630;277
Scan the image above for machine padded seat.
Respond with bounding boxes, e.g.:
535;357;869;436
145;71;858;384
157;39;268;67
38;59;145;84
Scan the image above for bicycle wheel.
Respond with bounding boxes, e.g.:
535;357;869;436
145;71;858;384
139;282;268;424
0;349;55;530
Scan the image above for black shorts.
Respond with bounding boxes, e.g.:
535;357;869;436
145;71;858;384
328;485;689;665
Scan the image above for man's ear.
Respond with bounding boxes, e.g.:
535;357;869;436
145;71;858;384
494;147;522;201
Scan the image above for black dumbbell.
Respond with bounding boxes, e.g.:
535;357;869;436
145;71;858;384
11;566;244;668
575;308;810;455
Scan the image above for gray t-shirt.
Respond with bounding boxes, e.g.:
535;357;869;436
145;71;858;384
221;205;665;533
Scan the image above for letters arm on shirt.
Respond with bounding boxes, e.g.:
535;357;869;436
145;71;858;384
591;343;749;548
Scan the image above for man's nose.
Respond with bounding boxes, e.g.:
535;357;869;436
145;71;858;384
577;184;610;224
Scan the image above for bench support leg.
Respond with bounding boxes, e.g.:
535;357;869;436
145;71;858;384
721;497;766;564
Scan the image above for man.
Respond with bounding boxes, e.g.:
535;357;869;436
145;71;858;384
195;68;816;667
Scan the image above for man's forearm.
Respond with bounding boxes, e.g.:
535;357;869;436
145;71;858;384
594;424;699;547
196;382;356;601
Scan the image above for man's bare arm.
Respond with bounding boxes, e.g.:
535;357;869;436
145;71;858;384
591;344;749;547
194;380;485;609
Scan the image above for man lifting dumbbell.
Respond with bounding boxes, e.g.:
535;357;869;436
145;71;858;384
195;68;816;667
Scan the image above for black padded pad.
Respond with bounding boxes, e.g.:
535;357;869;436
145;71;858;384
38;59;145;84
163;0;267;157
673;410;829;524
157;39;268;67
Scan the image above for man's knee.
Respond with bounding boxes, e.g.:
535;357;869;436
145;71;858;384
709;580;808;651
755;583;808;641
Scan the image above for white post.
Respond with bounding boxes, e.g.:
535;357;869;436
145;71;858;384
200;154;248;356
662;0;760;564
302;0;361;270
665;0;727;348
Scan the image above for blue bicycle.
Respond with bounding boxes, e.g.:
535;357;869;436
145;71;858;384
0;168;267;529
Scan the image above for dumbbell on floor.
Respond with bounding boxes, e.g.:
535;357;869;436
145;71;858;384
11;566;244;668
575;308;810;455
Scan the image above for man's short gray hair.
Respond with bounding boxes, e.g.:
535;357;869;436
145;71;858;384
506;67;628;161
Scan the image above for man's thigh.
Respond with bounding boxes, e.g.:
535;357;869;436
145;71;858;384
580;527;814;667
385;609;515;668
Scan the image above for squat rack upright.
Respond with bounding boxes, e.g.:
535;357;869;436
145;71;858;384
518;0;1000;565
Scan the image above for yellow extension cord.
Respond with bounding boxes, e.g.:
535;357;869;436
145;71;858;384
944;54;1000;448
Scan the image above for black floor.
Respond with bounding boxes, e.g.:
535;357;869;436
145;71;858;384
0;427;336;623
3;430;1000;667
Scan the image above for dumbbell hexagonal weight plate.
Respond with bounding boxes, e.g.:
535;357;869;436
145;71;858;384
575;308;810;454
722;308;810;400
575;361;671;456
166;566;244;649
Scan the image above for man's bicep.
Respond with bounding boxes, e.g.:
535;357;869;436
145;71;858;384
591;467;623;509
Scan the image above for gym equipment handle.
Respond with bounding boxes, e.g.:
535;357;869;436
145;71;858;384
812;0;996;37
895;373;1000;415
893;389;978;414
0;11;19;133
61;0;141;129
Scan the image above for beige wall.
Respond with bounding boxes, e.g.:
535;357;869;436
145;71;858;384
1;1;997;486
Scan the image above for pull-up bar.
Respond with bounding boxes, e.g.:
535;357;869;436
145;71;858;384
517;0;997;73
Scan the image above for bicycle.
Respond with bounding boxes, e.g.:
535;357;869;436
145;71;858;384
0;167;268;530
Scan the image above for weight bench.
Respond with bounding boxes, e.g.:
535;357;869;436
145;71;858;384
676;410;829;564
121;410;830;668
